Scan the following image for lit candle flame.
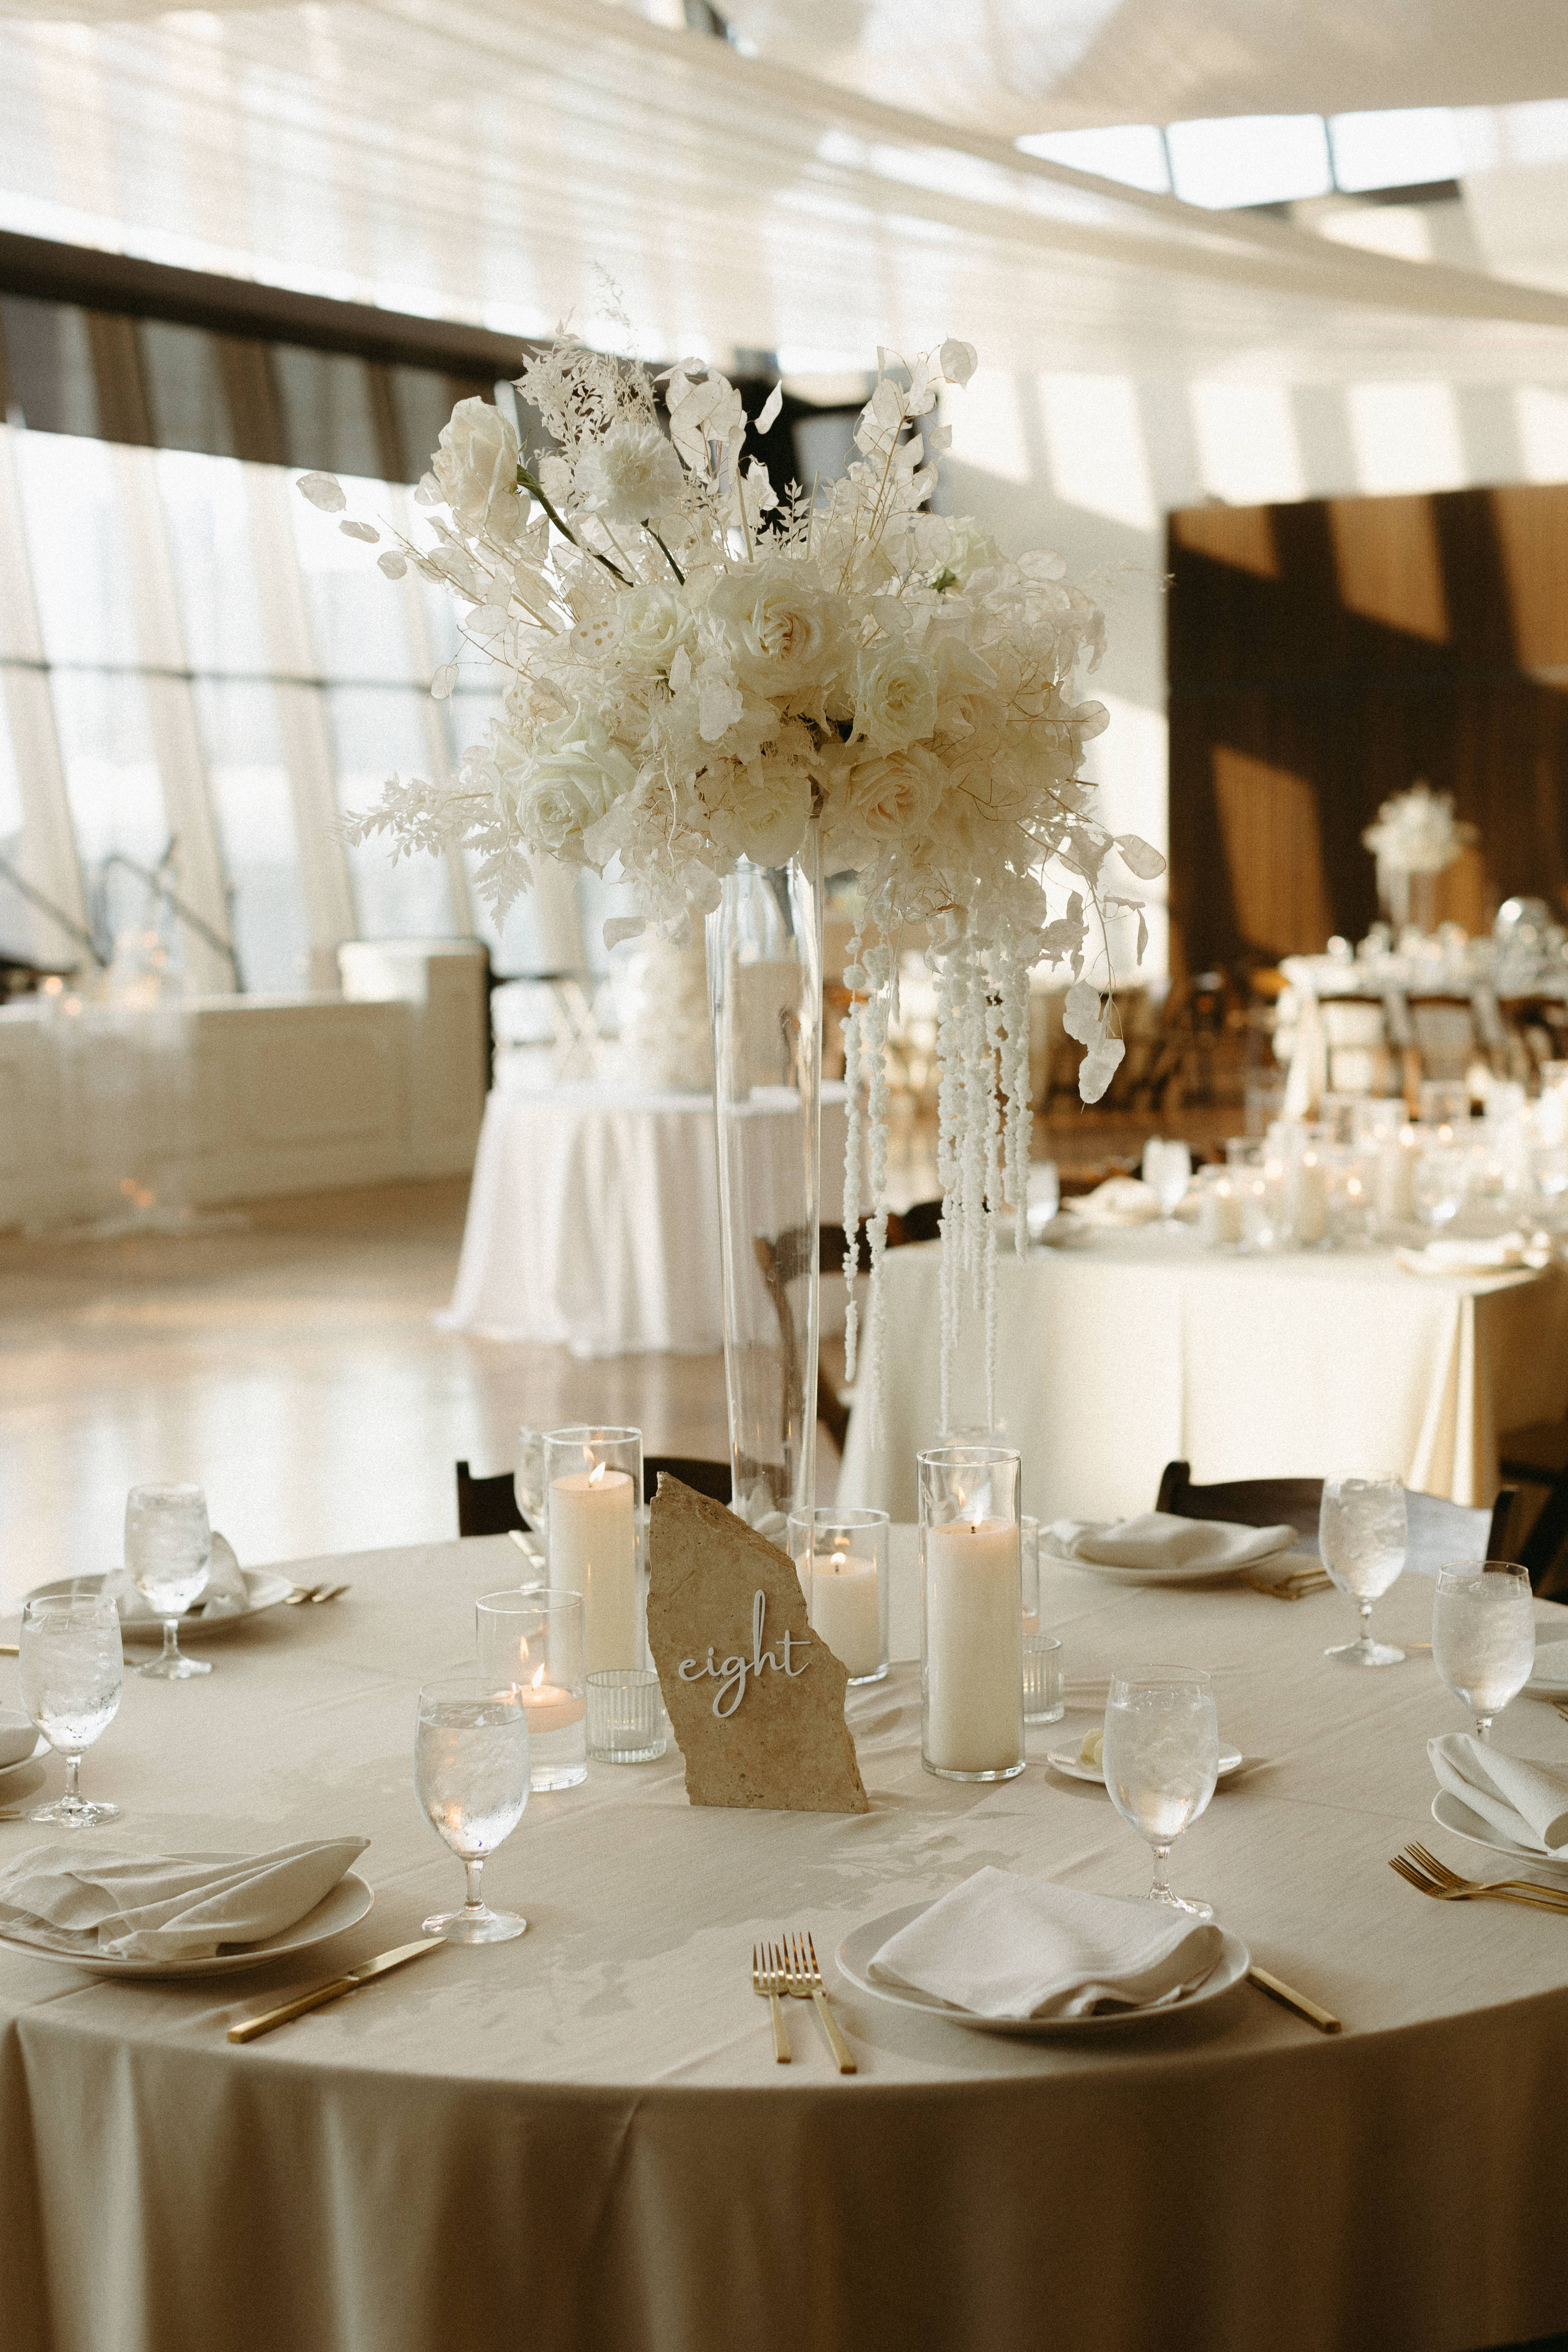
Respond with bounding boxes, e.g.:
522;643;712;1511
531;1661;546;1691
831;1548;847;1574
589;1460;606;1488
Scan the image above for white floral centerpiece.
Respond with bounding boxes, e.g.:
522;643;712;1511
300;331;1163;1418
1362;783;1476;876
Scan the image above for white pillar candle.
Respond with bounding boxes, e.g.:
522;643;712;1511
1290;1151;1329;1244
798;1551;881;1680
550;1467;637;1673
1199;1178;1243;1246
518;1677;586;1737
924;1518;1022;1774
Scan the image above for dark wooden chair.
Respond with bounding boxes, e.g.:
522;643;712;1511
644;1456;730;1505
1156;1460;1518;1576
1497;1425;1568;1592
456;1460;525;1538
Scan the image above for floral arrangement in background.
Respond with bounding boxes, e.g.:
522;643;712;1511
1362;783;1476;876
299;330;1162;1423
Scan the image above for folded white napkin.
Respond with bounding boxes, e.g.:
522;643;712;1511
0;1838;368;1960
1048;1511;1297;1572
1428;1735;1568;1856
869;1866;1224;2021
1066;1177;1161;1227
1396;1234;1546;1278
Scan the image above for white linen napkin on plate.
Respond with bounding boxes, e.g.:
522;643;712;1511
1048;1511;1297;1572
1396;1235;1548;1278
0;1838;368;1960
868;1866;1224;2021
1428;1736;1568;1856
1065;1177;1161;1227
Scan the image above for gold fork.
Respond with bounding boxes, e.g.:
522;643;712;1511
780;1930;857;2073
751;1941;790;2063
308;1584;350;1606
284;1584;323;1607
1390;1850;1568;1913
1242;1568;1333;1601
1406;1840;1568;1904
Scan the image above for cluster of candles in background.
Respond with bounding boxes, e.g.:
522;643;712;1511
1192;1068;1568;1252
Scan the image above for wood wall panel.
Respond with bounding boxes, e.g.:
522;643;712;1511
1168;482;1568;974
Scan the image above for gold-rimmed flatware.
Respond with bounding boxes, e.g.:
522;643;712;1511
227;1937;444;2042
780;1929;857;2072
1405;1840;1568;1904
0;1642;18;1656
1247;1965;1341;2034
1390;1847;1568;1913
752;1940;790;2063
1242;1565;1334;1601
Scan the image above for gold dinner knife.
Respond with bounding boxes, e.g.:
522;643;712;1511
1247;1965;1341;2035
228;1937;445;2043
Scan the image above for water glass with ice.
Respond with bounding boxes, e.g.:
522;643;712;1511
1432;1563;1535;1741
415;1676;530;1943
20;1594;123;1826
1142;1138;1192;1224
1319;1475;1408;1666
125;1483;212;1680
1102;1666;1219;1917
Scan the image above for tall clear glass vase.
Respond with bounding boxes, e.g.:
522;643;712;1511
707;816;822;1544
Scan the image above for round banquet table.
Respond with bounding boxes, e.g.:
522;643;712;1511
439;1079;850;1356
836;1228;1568;1525
4;1535;1568;2352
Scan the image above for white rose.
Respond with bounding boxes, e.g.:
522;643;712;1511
937;515;1000;589
708;560;837;703
496;711;636;858
837;743;947;844
577;423;686;527
619;585;694;674
852;641;937;753
432;397;523;543
928;631;1001;744
724;762;811;868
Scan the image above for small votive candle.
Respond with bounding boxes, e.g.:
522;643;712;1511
787;1508;889;1684
1289;1149;1329;1245
1198;1171;1243;1246
476;1587;587;1791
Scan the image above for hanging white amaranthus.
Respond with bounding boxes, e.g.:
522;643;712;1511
300;330;1164;1424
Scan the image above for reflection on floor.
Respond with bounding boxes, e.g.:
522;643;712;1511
0;1105;1249;1612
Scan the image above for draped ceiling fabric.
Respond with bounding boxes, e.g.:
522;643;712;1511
2;0;1568;384
715;0;1568;140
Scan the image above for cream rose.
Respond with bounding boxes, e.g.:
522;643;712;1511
497;710;635;858
724;760;811;868
432;397;523;543
837;743;947;844
619;584;694;674
852;640;937;753
577;423;685;527
707;561;836;703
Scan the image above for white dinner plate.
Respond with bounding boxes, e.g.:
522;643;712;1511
23;1568;297;1642
1039;1530;1298;1587
1429;1789;1568;1877
1526;1640;1568;1697
1047;1744;1244;1786
0;1709;38;1772
833;1901;1250;2037
0;1864;375;1977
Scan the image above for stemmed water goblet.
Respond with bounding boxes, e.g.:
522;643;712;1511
1142;1138;1192;1228
20;1594;123;1826
125;1483;212;1679
1102;1666;1219;1917
1320;1473;1408;1666
1432;1563;1535;1741
415;1676;530;1943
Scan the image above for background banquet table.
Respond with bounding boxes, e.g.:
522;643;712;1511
4;1536;1568;2352
439;1079;849;1355
836;1230;1568;1526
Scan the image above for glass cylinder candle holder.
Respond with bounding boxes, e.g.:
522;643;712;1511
787;1507;889;1684
543;1426;643;1674
476;1588;587;1790
1197;1166;1244;1248
918;1446;1024;1782
1020;1516;1040;1634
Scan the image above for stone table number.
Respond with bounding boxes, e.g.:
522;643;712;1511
647;1478;870;1812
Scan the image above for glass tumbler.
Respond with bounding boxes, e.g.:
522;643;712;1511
787;1507;889;1685
918;1446;1023;1781
587;1669;667;1763
543;1426;643;1674
477;1587;587;1790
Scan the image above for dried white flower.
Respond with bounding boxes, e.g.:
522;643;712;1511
577;422;685;526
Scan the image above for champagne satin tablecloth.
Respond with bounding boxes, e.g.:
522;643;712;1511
835;1231;1568;1525
4;1534;1567;2352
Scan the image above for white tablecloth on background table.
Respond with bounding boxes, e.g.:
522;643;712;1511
837;1229;1568;1525
4;1535;1568;2352
440;1081;849;1357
